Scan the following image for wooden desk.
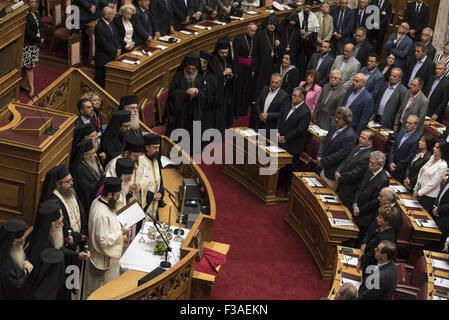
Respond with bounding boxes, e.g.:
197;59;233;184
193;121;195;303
389;178;442;264
424;250;449;300
222;127;293;204
424;119;445;140
284;172;359;280
327;246;362;300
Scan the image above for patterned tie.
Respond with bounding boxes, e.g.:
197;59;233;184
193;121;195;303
108;23;113;35
337;9;344;34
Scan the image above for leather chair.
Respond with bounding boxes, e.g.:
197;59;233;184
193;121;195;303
156;88;168;125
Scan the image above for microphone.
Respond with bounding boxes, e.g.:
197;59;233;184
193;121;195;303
162;186;180;211
162;186;177;199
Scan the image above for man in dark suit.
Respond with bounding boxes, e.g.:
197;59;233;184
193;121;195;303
94;6;121;88
336;129;373;209
172;0;203;31
255;73;289;134
352;27;373;68
388;115;420;182
423;62;449;122
131;0;155;46
407;28;437;63
74;98;94;131
342;73;374;136
404;0;430;41
358;240;398;300
369;0;392;54
331;0;354;56
316;106;357;191
277;86;311;194
404;42;435;89
433;179;449;251
354;0;369;30
373;68;408;129
360;53;385;100
307;40;334;87
352;150;390;234
384;22;414;71
150;0;175;38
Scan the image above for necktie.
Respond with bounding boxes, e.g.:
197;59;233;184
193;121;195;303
360;10;364;26
144;9;148;23
165;0;169;10
108;23;113;35
379;0;383;9
416;3;420;14
337;9;344;34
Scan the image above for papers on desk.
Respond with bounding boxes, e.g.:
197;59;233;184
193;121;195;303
401;198;423;209
117;202;145;228
415;219;439;229
131;51;143;56
155;44;168;50
309;124;328;137
236;128;260;137
193;24;211;30
272;1;284;10
320;195;342;204
432;258;449;271
390;184;408;193
433;295;448;300
230;15;244;20
180;30;193;35
266;9;275;13
266;145;286;153
434;276;449;289
213;20;227;25
436;127;445;134
142;49;152;56
341;255;358;266
246;10;259;15
121;58;141;65
368;121;382;128
304;177;324;188
340;277;361;289
158;35;181;43
161;155;176;168
330;218;354;227
281;4;291;9
380;130;394;135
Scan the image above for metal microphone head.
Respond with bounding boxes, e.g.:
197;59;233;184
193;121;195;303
84;245;88;252
68;229;72;234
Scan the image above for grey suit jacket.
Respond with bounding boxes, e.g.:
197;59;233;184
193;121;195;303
312;83;346;130
394;90;428;133
374;82;408;129
331;56;361;90
315;11;333;44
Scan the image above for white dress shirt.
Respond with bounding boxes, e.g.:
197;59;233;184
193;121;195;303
416;155;448;198
263;88;280;114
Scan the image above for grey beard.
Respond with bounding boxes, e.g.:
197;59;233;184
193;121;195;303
59;186;75;198
93;139;100;151
10;244;26;269
85;157;100;176
184;70;198;88
130;112;140;130
49;225;64;249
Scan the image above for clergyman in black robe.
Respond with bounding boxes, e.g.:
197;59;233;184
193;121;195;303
0;219;33;299
233;22;257;117
199;51;218;137
31;248;66;300
210;40;235;133
72;139;105;218
252;13;281;102
99;109;132;165
118;94;143;138
164;53;206;147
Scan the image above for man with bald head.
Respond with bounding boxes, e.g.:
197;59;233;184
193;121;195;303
342;73;374;136
331;0;354;56
331;43;361;90
384;22;414;70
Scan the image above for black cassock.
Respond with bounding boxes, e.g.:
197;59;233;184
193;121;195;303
1;257;29;299
100;130;126;166
276;24;305;75
200;69;218;134
252;29;281;101
209;54;234;134
233;32;257;116
165;70;206;141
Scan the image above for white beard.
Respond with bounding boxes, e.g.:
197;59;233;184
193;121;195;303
10;244;26;269
49;225;64;249
130;112;140;130
85;157;100;176
184;70;198;88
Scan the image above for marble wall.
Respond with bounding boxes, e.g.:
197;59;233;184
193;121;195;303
432;0;449;51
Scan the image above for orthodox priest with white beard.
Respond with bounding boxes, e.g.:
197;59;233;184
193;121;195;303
0;219;34;299
164;53;206;141
136;133;165;219
118;94;143;138
40;164;87;254
84;177;129;299
72;139;105;217
79;123;107;165
28;200;90;299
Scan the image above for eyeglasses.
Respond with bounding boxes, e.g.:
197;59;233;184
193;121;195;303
61;178;74;184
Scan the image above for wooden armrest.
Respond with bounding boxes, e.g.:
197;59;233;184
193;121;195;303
394;287;418;300
395;283;420;292
299;152;313;164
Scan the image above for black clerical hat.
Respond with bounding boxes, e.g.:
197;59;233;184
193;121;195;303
304;0;314;6
143;133;161;146
124;135;144;153
215;40;229;50
77;139;95;154
119;95;138;110
2;219;27;234
285;9;299;23
81;123;96;137
116;158;134;176
265;13;278;26
200;50;210;61
0;219;27;264
54;164;70;181
181;54;200;69
103;176;122;193
114;109;132;123
38;200;61;221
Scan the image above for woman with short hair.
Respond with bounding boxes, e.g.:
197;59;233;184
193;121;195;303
299;69;322;113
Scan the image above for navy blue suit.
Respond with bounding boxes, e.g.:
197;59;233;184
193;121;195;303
307;52;334;87
343;88;374;136
387;128;420;182
361;67;385;101
317;125;357;180
331;6;354;55
131;6;155;46
384;33;414;71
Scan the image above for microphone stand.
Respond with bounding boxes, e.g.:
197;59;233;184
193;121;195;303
174;185;187;236
146;213;172;268
79;245;88;300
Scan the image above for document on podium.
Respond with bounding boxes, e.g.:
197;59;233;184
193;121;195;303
266;145;286;153
434;276;449;289
415;219;439;229
320;195;342;204
329;218;354;227
341;255;358;266
390;184;408;193
432;258;449;271
304;177;324;188
401;198;423;209
117;201;145;228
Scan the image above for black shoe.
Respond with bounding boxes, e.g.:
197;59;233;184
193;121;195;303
20;86;30;93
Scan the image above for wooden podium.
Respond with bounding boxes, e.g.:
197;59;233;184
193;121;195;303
284;172;359;280
0;102;77;227
222;127;293;204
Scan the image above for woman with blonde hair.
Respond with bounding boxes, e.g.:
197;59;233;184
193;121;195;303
113;4;137;52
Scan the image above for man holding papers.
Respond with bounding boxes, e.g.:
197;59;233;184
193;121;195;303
85;177;129;298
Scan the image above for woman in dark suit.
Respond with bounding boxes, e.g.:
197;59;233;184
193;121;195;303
273;52;299;96
113;4;138;52
21;0;44;99
379;53;397;82
358;205;398;274
403;133;434;191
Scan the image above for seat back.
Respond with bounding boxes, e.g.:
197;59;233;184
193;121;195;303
410;255;427;288
443;104;449;126
371;131;388;154
397;211;412;244
416;282;428;300
141;99;156;128
423;125;440;142
156;88;168;125
52;0;64;29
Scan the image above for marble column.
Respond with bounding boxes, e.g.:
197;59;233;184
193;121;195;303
433;0;449;52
